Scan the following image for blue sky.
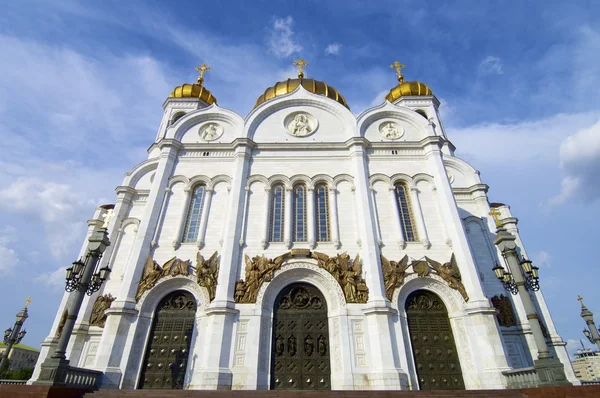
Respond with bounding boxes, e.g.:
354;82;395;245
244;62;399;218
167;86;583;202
0;0;599;359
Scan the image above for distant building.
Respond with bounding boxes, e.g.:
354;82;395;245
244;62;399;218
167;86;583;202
0;343;39;371
572;349;600;382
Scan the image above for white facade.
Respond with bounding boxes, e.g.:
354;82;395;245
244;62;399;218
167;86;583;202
31;77;577;390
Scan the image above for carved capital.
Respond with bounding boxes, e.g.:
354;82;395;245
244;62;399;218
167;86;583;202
196;240;205;249
333;240;341;249
422;239;431;250
398;239;406;249
308;239;316;249
172;240;181;250
284;240;292;249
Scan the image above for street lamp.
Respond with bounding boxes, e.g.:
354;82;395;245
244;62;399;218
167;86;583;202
493;256;540;294
491;215;570;387
578;295;600;350
0;298;30;373
35;207;112;387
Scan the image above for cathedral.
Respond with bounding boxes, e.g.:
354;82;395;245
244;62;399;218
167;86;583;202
31;59;577;391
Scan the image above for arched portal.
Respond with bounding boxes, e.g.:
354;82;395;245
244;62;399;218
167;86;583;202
138;290;196;389
405;290;465;390
270;283;331;390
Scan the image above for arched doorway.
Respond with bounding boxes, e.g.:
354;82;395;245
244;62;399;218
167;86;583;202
405;290;465;390
270;283;330;390
138;291;196;389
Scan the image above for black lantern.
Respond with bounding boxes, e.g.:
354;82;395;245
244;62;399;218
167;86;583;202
3;329;11;343
71;259;85;276
521;258;540;292
16;330;26;344
493;262;518;295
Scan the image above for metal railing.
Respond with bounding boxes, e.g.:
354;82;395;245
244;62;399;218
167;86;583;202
62;365;102;390
502;366;539;389
581;380;600;385
0;379;27;385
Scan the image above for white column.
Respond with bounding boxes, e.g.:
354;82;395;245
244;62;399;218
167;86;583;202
172;187;192;249
349;142;407;388
389;186;406;249
424;141;486;303
93;142;180;388
192;140;252;389
239;187;250;248
410;186;430;249
284;187;293;248
150;187;171;248
196;188;214;249
432;186;452;247
261;187;271;249
307;187;316;248
370;187;383;247
329;187;341;249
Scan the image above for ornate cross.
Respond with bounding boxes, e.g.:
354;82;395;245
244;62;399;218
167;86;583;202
101;209;114;228
195;63;211;85
578;295;586;308
390;61;406;82
293;58;309;78
489;208;502;228
24;297;31;308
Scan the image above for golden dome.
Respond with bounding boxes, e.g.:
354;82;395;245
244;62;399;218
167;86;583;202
253;78;349;110
168;84;217;104
386;61;433;102
385;81;433;102
168;63;217;105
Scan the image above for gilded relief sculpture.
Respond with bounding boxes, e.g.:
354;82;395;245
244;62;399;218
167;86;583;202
135;255;193;301
195;251;219;301
89;294;116;328
381;254;410;300
234;251;368;304
425;254;469;302
380;252;469;302
491;294;517;327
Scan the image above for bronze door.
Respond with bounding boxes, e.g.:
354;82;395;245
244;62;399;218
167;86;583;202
271;283;331;390
406;290;465;390
139;291;196;389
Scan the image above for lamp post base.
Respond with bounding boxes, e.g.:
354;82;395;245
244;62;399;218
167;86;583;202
33;357;102;390
534;357;572;387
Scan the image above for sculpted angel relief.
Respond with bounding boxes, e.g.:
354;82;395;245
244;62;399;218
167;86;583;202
381;253;469;302
135;251;219;302
235;251;368;304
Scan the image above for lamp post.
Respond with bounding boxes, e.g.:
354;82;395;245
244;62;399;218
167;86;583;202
578;295;600;350
0;298;30;373
35;211;111;386
491;215;570;386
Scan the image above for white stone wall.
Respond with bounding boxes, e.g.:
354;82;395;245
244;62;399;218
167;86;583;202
31;86;572;390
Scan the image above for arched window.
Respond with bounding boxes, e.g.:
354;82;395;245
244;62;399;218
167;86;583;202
171;111;186;124
394;183;418;242
270;185;285;242
293;184;307;241
415;109;428;119
315;184;330;241
182;185;206;243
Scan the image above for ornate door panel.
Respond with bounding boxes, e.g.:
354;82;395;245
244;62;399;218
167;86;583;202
406;290;465;390
271;283;331;390
139;291;196;389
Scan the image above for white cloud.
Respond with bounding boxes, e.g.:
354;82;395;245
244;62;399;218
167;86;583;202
532;250;552;268
0;246;19;272
479;55;504;75
565;338;595;360
35;266;68;289
550;119;600;205
450;112;600;167
325;43;342;55
268;16;302;58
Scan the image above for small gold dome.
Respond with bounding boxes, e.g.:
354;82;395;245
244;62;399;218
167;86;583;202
254;78;349;110
168;83;217;105
385;81;433;103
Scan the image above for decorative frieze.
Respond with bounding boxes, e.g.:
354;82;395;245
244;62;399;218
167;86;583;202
491;294;517;327
381;253;469;302
234;251;368;304
89;294;116;328
135;251;219;302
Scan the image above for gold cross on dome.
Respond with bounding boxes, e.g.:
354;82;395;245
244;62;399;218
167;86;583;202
578;295;586;308
25;297;31;308
489;208;502;228
293;58;309;78
390;61;406;83
195;63;211;85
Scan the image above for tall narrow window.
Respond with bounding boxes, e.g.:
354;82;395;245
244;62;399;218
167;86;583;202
315;184;330;241
293;185;307;241
183;185;206;243
395;183;418;242
270;185;285;242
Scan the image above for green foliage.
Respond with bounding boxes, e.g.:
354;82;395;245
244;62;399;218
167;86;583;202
0;366;33;380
